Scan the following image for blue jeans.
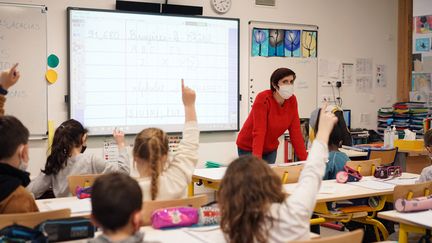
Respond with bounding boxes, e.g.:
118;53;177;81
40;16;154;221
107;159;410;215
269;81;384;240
237;148;277;164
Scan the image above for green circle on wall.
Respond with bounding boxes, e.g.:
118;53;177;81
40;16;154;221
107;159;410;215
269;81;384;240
47;54;59;68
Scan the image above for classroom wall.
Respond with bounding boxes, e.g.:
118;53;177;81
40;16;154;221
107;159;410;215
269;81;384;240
1;0;397;175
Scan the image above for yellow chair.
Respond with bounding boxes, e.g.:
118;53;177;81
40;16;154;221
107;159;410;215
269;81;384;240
393;181;432;243
141;195;208;226
367;147;398;165
272;164;304;184
0;209;71;228
316;158;388;241
67;174;100;196
346;158;383;176
291;229;364;243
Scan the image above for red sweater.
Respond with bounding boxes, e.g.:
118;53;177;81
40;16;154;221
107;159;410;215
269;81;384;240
236;90;307;161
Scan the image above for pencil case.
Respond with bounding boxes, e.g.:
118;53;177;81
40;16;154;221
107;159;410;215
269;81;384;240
336;165;362;183
395;195;432;212
198;205;221;226
374;165;402;179
75;186;92;199
151;207;198;229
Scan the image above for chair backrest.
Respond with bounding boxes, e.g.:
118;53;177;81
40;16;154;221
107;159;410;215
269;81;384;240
141;195;208;226
367;147;398;165
393;181;432;201
0;209;71;229
272;164;305;184
67;174;100;196
346;158;382;176
291;229;363;243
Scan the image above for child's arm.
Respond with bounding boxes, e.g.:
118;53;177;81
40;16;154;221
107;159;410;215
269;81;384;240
418;166;432;182
182;78;196;122
159;79;199;196
27;173;52;199
275;104;337;240
0;63;20;116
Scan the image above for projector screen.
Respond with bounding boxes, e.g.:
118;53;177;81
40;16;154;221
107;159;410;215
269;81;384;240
68;8;239;135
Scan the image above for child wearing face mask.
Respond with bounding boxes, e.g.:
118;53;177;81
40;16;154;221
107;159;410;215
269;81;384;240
236;67;307;164
28;119;130;198
419;129;432;182
0;116;38;213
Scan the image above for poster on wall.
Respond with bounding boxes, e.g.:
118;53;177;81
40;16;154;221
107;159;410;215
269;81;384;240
411;73;431;91
251;28;269;57
284;29;301;57
413;53;423;71
415;38;430;52
301;30;317;58
415;15;432;34
268;29;285;57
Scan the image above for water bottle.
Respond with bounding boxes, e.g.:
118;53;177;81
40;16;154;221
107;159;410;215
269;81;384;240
383;119;393;148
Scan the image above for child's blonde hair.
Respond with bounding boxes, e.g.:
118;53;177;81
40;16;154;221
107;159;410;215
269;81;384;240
133;128;169;200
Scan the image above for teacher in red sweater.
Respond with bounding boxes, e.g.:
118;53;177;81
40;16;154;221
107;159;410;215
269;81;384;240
236;68;307;164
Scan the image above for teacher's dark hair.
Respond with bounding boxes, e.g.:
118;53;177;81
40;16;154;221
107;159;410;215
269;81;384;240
270;68;296;91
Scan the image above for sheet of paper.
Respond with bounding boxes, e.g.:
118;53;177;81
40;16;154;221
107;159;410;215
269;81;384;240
356;58;373;76
356;76;373;93
376;64;386;88
342;63;353;85
44;198;91;214
183;226;226;243
348;180;395;190
193;168;227;180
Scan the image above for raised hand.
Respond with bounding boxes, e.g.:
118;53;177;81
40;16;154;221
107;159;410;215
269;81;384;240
181;79;196;107
0;63;20;90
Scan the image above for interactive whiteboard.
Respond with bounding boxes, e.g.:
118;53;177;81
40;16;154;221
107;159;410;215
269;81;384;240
68;8;239;135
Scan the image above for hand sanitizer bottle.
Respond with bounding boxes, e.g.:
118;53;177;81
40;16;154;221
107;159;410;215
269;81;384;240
383;119;393;148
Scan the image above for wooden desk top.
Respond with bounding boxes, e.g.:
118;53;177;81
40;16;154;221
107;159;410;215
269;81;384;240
378;210;432;230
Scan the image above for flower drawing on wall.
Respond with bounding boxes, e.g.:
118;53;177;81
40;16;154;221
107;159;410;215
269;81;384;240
251;28;269;56
416;15;432;34
284;29;301;57
301;30;317;58
269;29;285;57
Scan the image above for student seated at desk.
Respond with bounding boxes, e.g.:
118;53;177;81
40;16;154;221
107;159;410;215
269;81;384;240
218;103;337;243
133;79;199;200
90;172;143;243
419;129;432;182
311;106;351;180
28;120;130;198
0;116;38;213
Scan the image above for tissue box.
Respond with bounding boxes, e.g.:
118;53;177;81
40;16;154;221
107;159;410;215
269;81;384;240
394;139;424;151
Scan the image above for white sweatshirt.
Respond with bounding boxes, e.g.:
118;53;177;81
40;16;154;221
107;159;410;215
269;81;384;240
137;121;199;201
266;140;328;242
28;149;130;198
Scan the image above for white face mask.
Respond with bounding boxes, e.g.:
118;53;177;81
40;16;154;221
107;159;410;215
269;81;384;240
277;84;294;99
19;160;28;171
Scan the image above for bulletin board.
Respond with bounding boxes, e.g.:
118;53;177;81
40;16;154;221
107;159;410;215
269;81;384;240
248;20;318;118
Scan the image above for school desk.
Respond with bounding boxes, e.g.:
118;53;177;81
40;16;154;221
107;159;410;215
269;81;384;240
35;197;319;242
378;210;432;243
339;147;368;158
283;173;419;241
190;167;226;196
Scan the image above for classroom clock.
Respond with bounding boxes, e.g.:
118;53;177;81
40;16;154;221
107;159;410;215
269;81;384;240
211;0;231;14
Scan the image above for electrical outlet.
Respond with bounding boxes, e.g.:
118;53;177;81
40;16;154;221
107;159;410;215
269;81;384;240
321;80;336;87
320;95;333;102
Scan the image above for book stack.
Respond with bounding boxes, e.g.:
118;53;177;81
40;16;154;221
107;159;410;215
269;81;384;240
377;102;429;140
377;107;394;138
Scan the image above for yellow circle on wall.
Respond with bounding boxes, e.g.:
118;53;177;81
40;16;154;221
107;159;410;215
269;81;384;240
45;69;58;84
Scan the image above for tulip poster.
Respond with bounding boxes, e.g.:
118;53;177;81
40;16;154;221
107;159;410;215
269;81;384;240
252;28;317;58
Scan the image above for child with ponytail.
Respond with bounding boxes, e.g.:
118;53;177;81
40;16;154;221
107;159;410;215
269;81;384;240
133;79;198;200
28;119;130;198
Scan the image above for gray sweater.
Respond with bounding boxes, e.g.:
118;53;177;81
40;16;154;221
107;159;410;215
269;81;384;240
27;148;130;198
88;232;144;243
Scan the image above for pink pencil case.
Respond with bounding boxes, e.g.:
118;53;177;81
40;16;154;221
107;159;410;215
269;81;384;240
151;207;198;229
395;196;432;212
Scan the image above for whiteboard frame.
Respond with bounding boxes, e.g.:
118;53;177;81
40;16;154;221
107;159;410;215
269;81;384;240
67;7;241;136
